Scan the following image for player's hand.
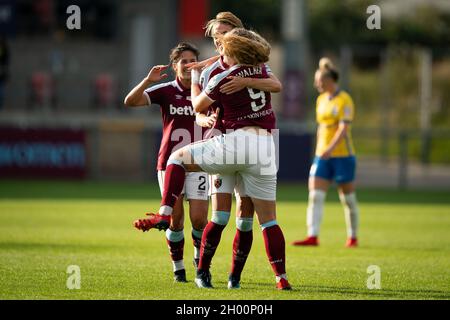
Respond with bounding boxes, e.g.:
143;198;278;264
198;108;219;128
204;114;217;128
319;150;332;160
186;62;202;70
197;115;215;128
145;65;169;83
220;76;249;94
186;56;220;71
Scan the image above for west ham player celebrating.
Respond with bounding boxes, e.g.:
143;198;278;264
292;58;360;248
124;43;209;283
193;12;283;290
133;28;291;290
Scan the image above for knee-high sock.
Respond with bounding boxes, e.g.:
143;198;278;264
261;221;286;277
230;217;253;279
339;192;359;239
191;228;203;260
198;211;230;271
306;190;326;237
159;159;185;215
165;229;185;272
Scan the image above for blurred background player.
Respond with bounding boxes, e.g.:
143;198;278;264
193;12;283;289
292;58;359;248
125;43;209;282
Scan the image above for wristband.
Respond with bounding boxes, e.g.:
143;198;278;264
191;69;200;85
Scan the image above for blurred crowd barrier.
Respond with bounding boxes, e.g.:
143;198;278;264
2;114;450;189
352;128;450;189
0;117;312;183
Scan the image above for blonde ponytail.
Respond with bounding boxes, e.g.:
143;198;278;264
318;57;339;82
319;57;334;71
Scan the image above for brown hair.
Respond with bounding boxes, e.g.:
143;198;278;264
204;11;244;37
220;28;270;66
318;57;339;82
169;42;200;64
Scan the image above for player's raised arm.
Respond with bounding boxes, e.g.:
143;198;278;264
186;55;220;71
191;68;214;114
124;65;168;107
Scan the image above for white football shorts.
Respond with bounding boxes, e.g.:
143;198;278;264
208;173;247;197
189;129;277;201
157;170;209;201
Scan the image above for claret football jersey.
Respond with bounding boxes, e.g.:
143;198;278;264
144;78;203;170
204;64;276;131
200;57;274;136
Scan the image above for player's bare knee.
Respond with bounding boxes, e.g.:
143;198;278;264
168;150;184;163
180;146;195;164
256;212;276;225
236;196;254;218
191;217;207;230
170;217;184;230
213;193;232;212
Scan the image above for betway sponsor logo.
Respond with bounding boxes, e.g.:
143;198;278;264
170;104;195;116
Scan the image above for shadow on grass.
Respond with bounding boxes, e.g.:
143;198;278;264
237;281;450;299
1;179;449;205
0;241;121;252
298;285;450;300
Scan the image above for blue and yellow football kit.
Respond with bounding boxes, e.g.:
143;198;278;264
310;90;356;184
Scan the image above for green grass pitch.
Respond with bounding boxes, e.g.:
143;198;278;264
0;180;449;300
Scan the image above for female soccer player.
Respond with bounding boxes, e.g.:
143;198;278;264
124;43;209;282
134;28;291;290
292;58;360;248
194;12;283;289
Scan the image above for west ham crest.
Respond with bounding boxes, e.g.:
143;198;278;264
214;178;222;189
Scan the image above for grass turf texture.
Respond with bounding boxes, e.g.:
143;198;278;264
0;180;449;300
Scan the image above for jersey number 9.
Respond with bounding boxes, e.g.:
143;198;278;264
248;88;266;112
